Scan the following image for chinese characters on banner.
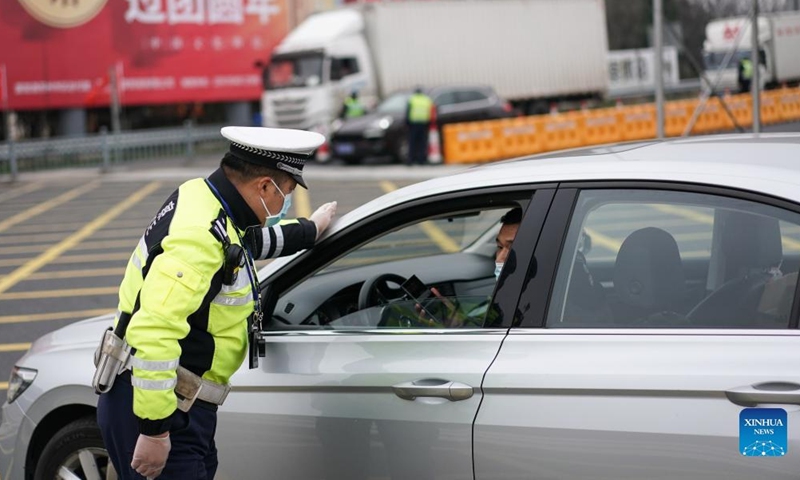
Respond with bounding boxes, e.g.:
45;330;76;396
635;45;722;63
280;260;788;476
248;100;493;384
124;0;280;25
0;0;289;109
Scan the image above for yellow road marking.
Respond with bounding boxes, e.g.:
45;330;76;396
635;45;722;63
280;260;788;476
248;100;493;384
378;181;397;194
0;181;100;234
0;382;7;390
0;343;31;352
649;204;714;224
0;182;44;203
417;222;460;252
0;286;118;300
293;187;311;218
583;228;622;252
23;267;126;281
0;182;160;296
0;252;131;268
0;308;112;325
379;181;460;253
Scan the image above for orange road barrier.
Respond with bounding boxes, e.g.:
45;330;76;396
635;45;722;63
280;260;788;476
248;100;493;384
620;104;656;141
441;86;800;164
583;108;622;145
498;117;544;158
541;111;584;151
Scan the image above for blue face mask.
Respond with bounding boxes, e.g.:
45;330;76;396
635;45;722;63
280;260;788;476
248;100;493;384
261;179;292;228
494;262;504;280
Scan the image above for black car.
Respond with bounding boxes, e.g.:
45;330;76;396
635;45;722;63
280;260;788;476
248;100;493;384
330;85;513;164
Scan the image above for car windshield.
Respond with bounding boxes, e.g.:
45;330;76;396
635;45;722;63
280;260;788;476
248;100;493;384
377;93;411;114
703;49;764;70
266;53;324;90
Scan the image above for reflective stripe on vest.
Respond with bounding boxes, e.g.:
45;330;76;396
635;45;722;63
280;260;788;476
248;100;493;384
408;94;433;123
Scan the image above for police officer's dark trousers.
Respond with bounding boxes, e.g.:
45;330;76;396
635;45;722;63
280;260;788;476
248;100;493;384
407;123;429;165
98;371;218;479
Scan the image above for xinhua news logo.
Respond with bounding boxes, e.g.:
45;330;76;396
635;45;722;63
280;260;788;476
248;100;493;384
740;408;787;457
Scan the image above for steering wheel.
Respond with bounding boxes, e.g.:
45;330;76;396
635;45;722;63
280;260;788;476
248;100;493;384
358;273;408;310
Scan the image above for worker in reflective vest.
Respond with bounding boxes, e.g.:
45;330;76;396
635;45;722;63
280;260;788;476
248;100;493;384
341;91;366;119
405;87;434;165
738;58;753;93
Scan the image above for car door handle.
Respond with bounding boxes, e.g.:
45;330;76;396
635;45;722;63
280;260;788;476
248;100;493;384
725;382;800;407
392;378;474;402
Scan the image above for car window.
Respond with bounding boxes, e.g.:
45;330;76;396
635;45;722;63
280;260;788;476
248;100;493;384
434;91;458;106
546;189;800;329
377;92;410;113
270;207;513;330
457;90;489;103
330;57;360;81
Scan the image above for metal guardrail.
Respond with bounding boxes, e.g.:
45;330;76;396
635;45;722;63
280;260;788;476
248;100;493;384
0;121;227;181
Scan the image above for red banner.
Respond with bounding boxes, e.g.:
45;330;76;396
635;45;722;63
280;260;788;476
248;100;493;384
0;0;289;110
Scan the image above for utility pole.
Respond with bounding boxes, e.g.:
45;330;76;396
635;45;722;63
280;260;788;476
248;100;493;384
1;64;17;181
751;0;761;133
654;0;665;139
109;65;121;135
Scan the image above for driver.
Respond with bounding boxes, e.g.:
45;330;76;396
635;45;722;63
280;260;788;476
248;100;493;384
416;207;521;328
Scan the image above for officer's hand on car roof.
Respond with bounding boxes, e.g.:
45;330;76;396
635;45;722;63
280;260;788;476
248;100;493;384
311;201;337;240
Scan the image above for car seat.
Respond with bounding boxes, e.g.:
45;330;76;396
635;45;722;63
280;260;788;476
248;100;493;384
687;211;783;326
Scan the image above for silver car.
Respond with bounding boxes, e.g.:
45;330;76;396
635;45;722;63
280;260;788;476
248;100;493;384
4;134;800;480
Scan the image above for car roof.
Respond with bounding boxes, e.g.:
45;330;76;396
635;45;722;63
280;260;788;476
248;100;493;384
345;133;800;220
388;85;495;97
260;134;800;277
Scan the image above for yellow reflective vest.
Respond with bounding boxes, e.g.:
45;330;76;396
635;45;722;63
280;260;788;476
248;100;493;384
407;93;433;124
741;59;753;80
116;168;316;435
344;97;365;118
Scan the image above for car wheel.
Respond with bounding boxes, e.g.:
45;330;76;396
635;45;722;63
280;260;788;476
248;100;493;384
393;140;409;164
34;416;114;480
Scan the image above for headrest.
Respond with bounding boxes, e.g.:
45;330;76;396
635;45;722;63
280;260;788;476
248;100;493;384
613;227;685;310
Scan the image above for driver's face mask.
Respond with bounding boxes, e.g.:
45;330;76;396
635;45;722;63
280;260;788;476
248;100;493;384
260;179;292;228
494;262;504;280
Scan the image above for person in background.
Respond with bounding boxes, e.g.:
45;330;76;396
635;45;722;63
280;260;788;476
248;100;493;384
340;91;365;120
405;87;434;165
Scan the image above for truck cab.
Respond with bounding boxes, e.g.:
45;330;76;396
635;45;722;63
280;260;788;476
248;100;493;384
261;9;376;157
702;16;771;91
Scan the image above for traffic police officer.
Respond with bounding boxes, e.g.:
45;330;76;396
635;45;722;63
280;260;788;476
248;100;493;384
95;127;337;479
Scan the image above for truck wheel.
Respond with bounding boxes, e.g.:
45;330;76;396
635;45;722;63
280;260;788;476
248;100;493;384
34;416;114;480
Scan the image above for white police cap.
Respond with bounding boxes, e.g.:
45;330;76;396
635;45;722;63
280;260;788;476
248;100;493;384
220;126;325;189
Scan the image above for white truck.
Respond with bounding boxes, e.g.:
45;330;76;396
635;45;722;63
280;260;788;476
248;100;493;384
261;0;609;146
703;12;800;91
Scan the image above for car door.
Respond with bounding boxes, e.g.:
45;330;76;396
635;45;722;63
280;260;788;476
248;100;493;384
475;185;800;479
215;187;554;480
